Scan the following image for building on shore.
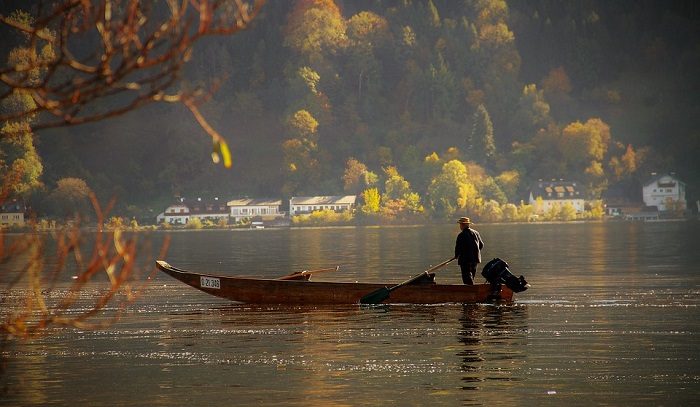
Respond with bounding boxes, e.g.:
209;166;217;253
227;198;284;222
289;196;357;216
528;180;585;215
156;197;228;224
0;199;26;227
642;173;686;212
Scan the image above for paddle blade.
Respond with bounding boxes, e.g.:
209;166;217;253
359;287;391;304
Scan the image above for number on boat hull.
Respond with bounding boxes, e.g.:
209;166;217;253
200;276;221;289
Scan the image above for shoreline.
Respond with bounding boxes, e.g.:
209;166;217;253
2;216;696;235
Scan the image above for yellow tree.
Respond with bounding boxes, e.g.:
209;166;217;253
427;160;480;218
481;200;503;222
560;202;577;221
382;166;423;215
501;203;518;221
284;0;347;63
343;158;369;194
608;144;639;181
560;118;612;198
360;187;381;215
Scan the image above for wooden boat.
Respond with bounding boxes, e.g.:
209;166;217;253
155;260;514;305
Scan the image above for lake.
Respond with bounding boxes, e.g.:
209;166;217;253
1;222;699;405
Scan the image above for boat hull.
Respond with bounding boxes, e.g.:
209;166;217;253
156;261;513;304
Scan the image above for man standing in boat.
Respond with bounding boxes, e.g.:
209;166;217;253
454;217;484;285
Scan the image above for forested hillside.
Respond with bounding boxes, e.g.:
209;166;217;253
4;0;699;219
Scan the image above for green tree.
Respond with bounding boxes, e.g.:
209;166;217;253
428;52;457;120
495;170;519;201
382;166;423;216
287;110;319;140
0;28;45;198
468;104;496;167
479;177;507;204
347;11;390;45
514;84;552;141
46;178;92;219
428;0;441;28
282;109;323;195
412;152;444;194
467;0;521;132
481;200;503;222
383;166;412;201
282;138;320;196
1;121;43;198
286;66;333;126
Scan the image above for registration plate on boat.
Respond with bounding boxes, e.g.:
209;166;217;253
200;276;221;289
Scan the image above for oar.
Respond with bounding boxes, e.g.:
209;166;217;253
359;257;455;304
277;266;340;280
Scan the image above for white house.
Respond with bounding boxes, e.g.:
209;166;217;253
188;197;229;222
156;197;229;224
643;173;686;212
156;201;190;224
0;200;26;227
289;195;357;216
227;198;284;222
529;180;585;214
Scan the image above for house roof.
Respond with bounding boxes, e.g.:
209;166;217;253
290;195;357;205
0;200;26;213
643;173;684;188
227;198;282;207
530;180;583;200
175;198;228;215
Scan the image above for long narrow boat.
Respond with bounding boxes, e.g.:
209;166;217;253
155;260;514;304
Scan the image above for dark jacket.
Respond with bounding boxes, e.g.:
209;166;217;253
454;227;484;264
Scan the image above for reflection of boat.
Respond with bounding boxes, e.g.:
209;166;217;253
155;260;514;305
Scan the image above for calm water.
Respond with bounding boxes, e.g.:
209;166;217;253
1;222;699;406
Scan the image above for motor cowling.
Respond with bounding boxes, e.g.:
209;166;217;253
481;258;529;293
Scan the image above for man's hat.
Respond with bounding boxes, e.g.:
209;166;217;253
457;217;472;224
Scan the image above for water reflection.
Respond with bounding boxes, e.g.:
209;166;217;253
2;223;698;406
458;306;485;389
458;305;528;394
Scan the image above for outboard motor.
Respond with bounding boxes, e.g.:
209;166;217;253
481;258;529;293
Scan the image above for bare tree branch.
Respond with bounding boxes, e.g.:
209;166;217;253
1;0;266;167
0;195;171;340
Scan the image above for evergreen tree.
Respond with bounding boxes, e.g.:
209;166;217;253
468;104;496;168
